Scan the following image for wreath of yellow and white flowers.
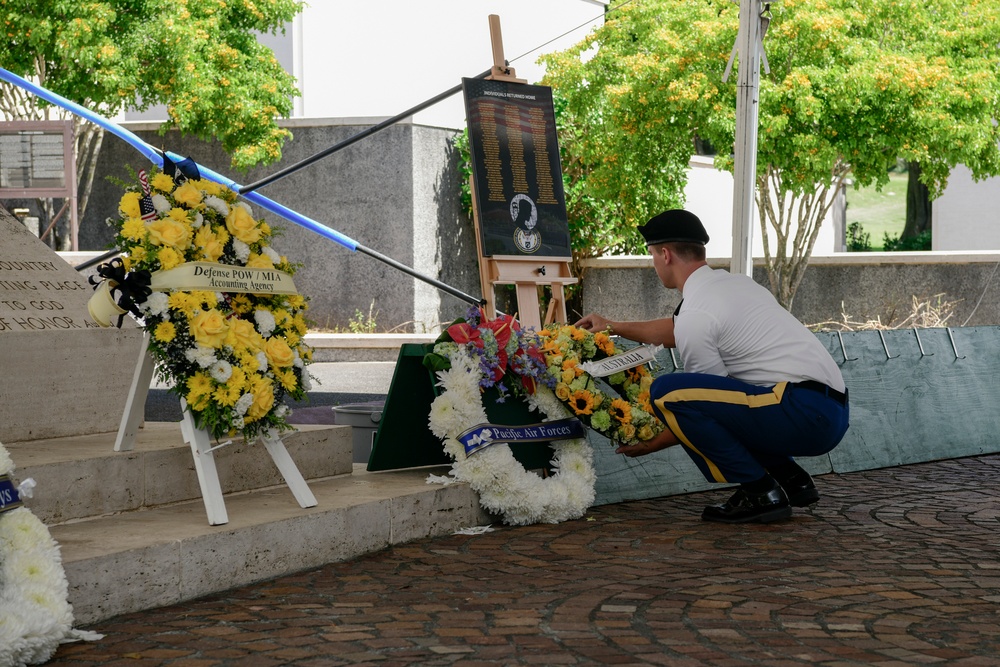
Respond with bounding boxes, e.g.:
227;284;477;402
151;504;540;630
108;167;314;442
0;441;79;665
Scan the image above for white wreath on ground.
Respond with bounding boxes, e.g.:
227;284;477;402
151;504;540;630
0;442;102;666
427;346;597;525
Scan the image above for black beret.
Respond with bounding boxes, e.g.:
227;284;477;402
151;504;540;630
638;209;710;246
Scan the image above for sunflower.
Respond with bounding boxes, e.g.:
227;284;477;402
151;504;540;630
570;389;597;416
610;398;633;424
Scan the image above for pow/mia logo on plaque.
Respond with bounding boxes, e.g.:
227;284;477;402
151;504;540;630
511;194;541;254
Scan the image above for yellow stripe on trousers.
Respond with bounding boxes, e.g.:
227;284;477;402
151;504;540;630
652;382;788;483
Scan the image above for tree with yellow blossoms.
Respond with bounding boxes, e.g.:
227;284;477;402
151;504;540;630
541;0;1000;308
0;0;301;247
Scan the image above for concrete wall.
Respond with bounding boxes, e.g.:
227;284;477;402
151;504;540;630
580;252;1000;328
81;119;480;333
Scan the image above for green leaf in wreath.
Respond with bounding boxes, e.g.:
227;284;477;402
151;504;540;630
423;353;452;373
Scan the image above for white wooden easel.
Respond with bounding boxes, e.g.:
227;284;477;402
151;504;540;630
115;333;316;525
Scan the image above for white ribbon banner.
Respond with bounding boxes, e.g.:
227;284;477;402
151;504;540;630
579;344;662;378
149;262;298;295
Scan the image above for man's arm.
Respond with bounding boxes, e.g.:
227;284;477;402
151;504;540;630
574;313;676;348
614;427;679;457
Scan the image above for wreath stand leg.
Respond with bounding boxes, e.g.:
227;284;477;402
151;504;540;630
112;335;317;525
260;430;317;509
114;332;155;452
178;398;230;525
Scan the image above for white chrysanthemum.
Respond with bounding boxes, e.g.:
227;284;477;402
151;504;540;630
184;345;217;368
236;201;253;214
209;360;233;383
275;404;290;418
428;392;463;440
235;393;254;417
142;291;169;317
151;193;171;213
204;195;230;216
256;351;269;372
192;212;204;229
254;309;276;337
0;445;13;476
232;238;251;262
262;245;281;263
301;371;314;392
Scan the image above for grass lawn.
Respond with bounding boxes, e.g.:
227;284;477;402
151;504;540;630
844;171;908;251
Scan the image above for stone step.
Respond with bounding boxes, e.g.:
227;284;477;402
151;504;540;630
7;422;354;524
51;465;488;624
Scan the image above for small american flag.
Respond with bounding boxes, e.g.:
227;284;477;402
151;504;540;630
138;169;158;221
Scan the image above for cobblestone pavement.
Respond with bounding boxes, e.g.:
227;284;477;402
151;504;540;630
51;455;1000;666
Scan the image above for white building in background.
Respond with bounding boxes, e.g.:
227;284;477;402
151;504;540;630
933;166;1000;250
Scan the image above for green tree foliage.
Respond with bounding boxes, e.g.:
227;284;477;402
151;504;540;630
1;0;301;240
541;0;1000;308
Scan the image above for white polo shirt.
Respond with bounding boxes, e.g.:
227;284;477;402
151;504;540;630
674;265;846;392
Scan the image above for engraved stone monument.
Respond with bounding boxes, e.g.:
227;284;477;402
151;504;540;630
0;204;145;442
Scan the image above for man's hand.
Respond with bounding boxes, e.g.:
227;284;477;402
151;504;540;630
614;429;679;457
574;313;612;333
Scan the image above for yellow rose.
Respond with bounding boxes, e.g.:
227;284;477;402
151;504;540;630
226;205;262;244
148;217;191;250
189;309;230;348
246;253;274;269
226;318;263;352
620;423;637;441
173;181;204;208
195;179;221;196
119;192;141;218
264;336;295;368
194;225;225;263
638;424;655;441
555;383;572;401
151;173;175;192
246;378;275;422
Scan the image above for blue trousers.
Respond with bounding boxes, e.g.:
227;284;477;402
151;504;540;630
650;373;850;484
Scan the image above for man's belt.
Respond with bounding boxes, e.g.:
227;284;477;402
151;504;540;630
795;380;848;405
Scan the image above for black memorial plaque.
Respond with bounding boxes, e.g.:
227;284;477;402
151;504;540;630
463;78;571;257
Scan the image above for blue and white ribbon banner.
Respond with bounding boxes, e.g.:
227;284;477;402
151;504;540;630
458;418;586;456
0;474;23;515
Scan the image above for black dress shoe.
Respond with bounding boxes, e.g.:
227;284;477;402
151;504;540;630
775;470;820;507
702;482;792;524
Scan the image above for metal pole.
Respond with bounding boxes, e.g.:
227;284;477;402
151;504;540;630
356;244;485;307
239;69;493;195
730;0;762;278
